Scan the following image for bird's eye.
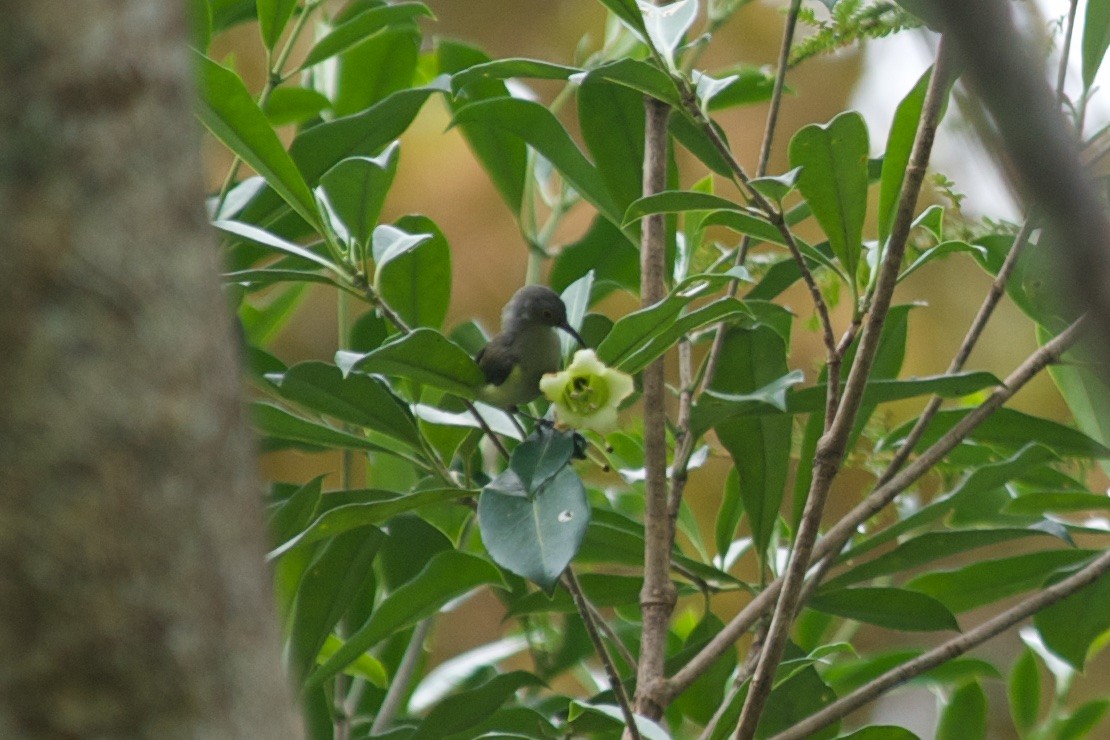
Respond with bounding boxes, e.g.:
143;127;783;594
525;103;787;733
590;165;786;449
542;309;554;319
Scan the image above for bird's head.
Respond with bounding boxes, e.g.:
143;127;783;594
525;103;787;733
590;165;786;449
502;285;586;346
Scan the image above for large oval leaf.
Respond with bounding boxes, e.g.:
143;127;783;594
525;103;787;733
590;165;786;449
478;467;590;592
789;111;869;284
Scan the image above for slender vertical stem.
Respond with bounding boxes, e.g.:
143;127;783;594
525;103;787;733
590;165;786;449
370;620;433;734
565;569;640;739
732;38;955;739
634;93;677;722
1056;0;1079;108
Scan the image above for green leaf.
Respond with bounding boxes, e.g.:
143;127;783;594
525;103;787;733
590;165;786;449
331;24;419;117
451;58;580;94
289;82;446;186
439;41;528;215
1058;699;1110;740
257;0;298;50
269;488;474;559
263;86;332;127
640;0;698;69
478;467;590;592
306;550;504;687
251;402;395;454
335;328;485;398
880;407;1110;459
506;573;646;615
578;73;646;219
708;325;793;560
316;144;399;254
809;587;959;632
238;282;307;345
584;58;683;108
193;52;319;228
899;240;986;282
626;190;790;247
189;0;212;51
450;98;622;224
908;549;1099;613
374;215;452;330
694;371;999;433
843;444;1060;561
936;681;988;740
411;671;545;740
699;66;777;111
1034;564;1110;670
750;167;802;203
879;67;931;245
596;270;749;368
837;728;919;740
596;0;648;35
550;216;640;295
1008;647;1040;732
289;527;385;682
1004;490;1110;515
559;272;594;357
509;427;576;492
316;634;388;687
1042;325;1110;478
616;297;749;374
715;467;745;558
271;360;422;449
214;220;342;273
1083;0;1110;89
298;3;432;70
824;528;1066;591
789;111;869;283
670;112;736;177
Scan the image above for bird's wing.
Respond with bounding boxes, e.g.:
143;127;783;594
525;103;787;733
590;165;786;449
476;337;518;387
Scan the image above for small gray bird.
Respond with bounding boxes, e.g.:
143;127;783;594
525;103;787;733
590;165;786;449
476;285;585;409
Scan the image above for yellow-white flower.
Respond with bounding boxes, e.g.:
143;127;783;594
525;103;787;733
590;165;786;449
539;349;634;433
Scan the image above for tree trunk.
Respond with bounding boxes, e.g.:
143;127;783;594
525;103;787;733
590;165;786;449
0;2;300;736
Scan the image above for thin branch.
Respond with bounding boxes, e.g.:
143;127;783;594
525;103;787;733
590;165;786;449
564;569;641;739
806;315;1087;577
1056;0;1079;109
757;0;804;176
634;92;677;722
772;549;1110;740
697;621;766;740
697;0;804;397
582;593;638;671
879;217;1036;482
731;37;956;740
663;314;1086;702
370;619;433;734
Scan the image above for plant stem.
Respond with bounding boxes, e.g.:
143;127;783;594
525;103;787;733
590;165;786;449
370;619;433;734
731;39;954;737
213;0;321;215
878;216;1036;483
634;92;677;722
772;549;1110;740
663;313;1085;704
564;569;640;739
696;0;803;399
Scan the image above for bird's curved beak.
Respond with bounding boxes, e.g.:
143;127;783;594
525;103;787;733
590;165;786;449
559;321;587;348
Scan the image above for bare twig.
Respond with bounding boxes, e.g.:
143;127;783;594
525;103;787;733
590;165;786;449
731;37;956;740
634;92;677;722
695;0;804;398
370;619;433;734
772;549;1110;740
879;217;1036;482
564;569;641;739
663;314;1086;703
